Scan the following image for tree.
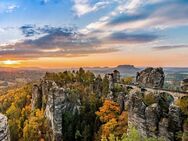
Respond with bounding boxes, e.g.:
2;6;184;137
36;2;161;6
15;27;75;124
176;97;188;115
96;100;120;123
96;100;128;139
23;109;46;141
104;127;164;141
122;77;133;85
102;75;109;96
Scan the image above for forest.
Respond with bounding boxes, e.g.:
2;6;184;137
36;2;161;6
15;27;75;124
0;68;187;141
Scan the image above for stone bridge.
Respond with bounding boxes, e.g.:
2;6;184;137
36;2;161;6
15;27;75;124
124;84;188;101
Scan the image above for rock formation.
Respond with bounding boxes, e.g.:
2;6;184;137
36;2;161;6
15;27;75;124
30;68;188;141
0;113;10;141
107;70;120;90
136;67;164;88
181;79;188;92
127;89;184;141
31;84;42;110
32;80;81;141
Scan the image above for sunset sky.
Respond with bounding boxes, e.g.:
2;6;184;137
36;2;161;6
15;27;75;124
0;0;188;68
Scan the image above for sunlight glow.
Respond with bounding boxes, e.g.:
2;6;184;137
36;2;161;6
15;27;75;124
2;60;20;65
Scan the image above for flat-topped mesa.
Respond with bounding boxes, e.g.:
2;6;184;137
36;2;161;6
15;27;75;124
0;113;10;141
136;67;165;88
181;79;188;92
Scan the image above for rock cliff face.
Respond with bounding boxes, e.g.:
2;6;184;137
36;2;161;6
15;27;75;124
45;82;81;141
127;90;184;141
181;79;188;92
136;67;164;88
32;84;42;110
0;113;10;141
108;70;121;89
32;80;81;141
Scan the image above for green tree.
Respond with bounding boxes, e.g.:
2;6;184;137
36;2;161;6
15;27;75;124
102;75;109;96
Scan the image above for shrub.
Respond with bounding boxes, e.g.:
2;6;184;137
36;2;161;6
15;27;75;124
143;92;157;106
103;127;164;141
176;97;188;115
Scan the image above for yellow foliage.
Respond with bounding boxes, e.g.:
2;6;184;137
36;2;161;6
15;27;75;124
122;77;133;85
143;92;157;106
102;118;118;137
23;109;46;141
176;98;188;115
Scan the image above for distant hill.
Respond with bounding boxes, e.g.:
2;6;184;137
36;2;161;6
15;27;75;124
0;64;140;77
83;65;140;77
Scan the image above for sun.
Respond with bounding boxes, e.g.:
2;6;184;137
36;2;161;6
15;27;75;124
2;60;20;65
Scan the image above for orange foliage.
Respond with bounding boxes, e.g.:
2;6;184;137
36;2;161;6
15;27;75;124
96;100;128;139
96;100;120;123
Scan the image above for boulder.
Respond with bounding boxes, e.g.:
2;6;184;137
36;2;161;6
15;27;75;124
136;67;164;88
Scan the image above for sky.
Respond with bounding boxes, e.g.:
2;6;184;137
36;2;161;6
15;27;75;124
0;0;188;68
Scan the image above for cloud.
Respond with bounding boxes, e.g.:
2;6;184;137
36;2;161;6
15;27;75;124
0;3;19;13
108;0;188;29
6;4;19;13
153;45;188;50
107;13;149;26
20;25;39;37
0;24;160;60
106;32;159;44
40;0;50;5
20;25;77;37
40;0;59;5
72;0;112;16
81;0;188;36
0;26;118;59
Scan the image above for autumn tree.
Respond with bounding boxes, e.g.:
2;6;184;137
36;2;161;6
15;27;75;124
23;109;47;141
122;77;133;85
96;100;128;139
96;100;120;123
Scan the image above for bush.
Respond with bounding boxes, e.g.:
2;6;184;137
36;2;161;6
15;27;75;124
143;92;157;106
176;97;188;115
122;77;133;85
103;127;164;141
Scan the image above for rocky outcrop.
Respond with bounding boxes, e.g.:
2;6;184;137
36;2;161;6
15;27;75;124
45;82;81;141
32;84;42;110
0;113;10;141
32;80;52;110
136;67;164;88
32;80;81;141
182;121;188;141
108;70;121;90
181;79;188;92
127;90;184;141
